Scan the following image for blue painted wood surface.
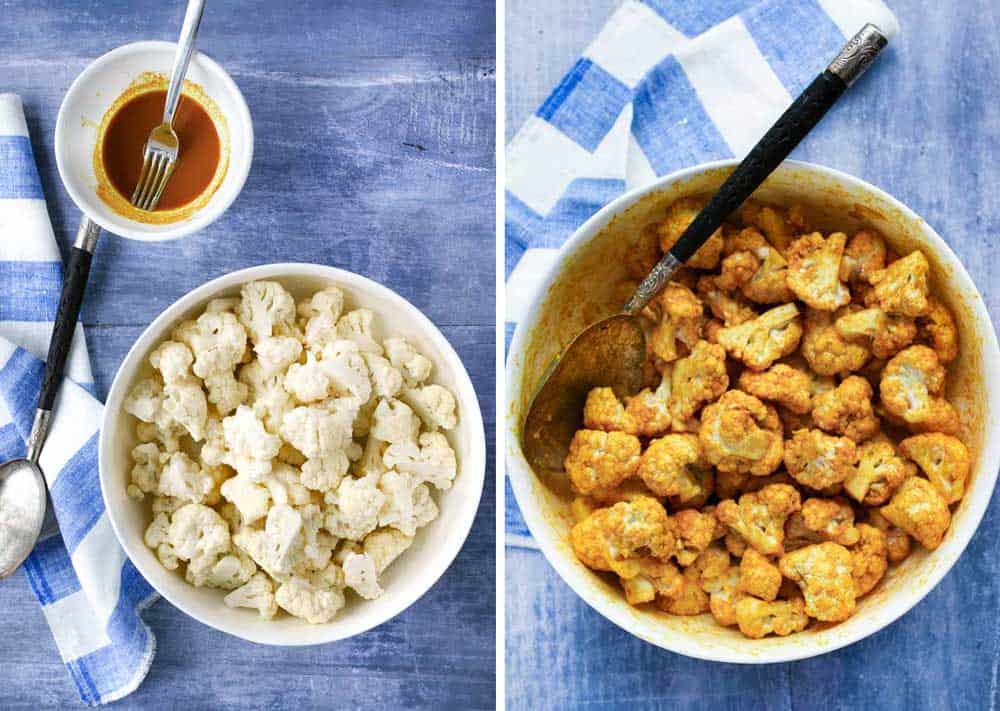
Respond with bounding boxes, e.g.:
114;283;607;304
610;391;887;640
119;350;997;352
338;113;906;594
0;0;495;708
506;1;1000;710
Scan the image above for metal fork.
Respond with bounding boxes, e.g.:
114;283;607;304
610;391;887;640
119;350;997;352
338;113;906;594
130;0;207;211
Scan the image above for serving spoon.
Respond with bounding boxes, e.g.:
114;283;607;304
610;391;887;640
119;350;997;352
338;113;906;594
522;23;889;474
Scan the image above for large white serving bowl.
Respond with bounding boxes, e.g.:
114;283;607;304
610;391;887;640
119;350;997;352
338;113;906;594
100;263;486;645
505;159;1000;663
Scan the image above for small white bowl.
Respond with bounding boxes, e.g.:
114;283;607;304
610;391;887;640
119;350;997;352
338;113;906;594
100;263;486;645
506;159;1000;663
55;41;253;241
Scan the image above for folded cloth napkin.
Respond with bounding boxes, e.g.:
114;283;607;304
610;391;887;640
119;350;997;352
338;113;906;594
0;94;156;706
504;0;899;548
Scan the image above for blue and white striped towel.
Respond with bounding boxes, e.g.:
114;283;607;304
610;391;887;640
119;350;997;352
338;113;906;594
505;0;899;548
0;94;156;705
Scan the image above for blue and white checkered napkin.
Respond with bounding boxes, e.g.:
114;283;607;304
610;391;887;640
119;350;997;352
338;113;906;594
505;0;899;548
0;94;157;705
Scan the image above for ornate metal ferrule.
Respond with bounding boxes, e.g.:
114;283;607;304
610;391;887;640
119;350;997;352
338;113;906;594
828;23;888;86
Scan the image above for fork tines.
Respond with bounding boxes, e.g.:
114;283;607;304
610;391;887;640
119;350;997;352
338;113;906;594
130;148;176;212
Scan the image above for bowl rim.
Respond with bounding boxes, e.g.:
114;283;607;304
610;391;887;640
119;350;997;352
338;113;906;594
505;158;1000;663
55;40;254;242
99;262;487;645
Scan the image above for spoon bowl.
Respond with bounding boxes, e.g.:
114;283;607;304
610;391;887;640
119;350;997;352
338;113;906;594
0;458;46;579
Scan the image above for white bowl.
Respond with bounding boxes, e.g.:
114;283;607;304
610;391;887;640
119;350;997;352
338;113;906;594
55;41;253;241
505;159;1000;663
100;263;486;645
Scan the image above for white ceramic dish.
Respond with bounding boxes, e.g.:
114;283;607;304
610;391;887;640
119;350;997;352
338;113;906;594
505;159;1000;663
100;263;486;645
55;41;253;241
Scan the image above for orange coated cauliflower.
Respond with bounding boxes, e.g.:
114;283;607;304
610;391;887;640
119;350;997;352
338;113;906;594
811;376;880;442
624;372;675;437
583;387;637;434
786;232;852;311
868;250;932;317
738;364;813;415
899;433;970;504
696;275;757;326
564;430;641;496
839;230;887;284
734;596;809;638
879;345;960;434
784;429;857;490
717;251;759;292
738;549;782;601
801;308;870;376
619;556;684;605
717;303;802;370
851;523;888;597
658;566;710;615
703;565;743;627
779;542;856;622
657;198;724;270
638;434;711;506
647;283;704;362
917;298;958;363
880;477;952;550
570;497;675;577
747;205;796;255
835;307;917;360
844;437;912;506
715;484;801;555
801;497;860;546
867;510;912;563
699;391;783;476
668;340;729;421
669;509;718;566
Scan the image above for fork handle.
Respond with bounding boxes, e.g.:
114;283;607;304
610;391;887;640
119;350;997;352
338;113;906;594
163;0;206;126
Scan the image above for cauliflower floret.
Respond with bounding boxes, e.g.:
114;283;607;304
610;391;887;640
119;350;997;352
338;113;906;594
564;430;641;496
383;431;457;490
786;232;851;310
342;552;383;600
183;311;248;379
186;549;256;589
918;298;958;363
703;564;743;626
880;476;951;550
734;596;809;639
264;463;314;509
375;470;438;536
619;556;684;606
647;283;704;362
868;250;932;317
283;354;331;403
130;441;166;497
205;297;241;314
224;571;278;619
336;309;382;355
158;452;215;503
669;509;717;566
738;364;813;415
717;250;759;292
144;512;179;570
363;353;403;399
784;429;857;490
844;437;912;506
738;549;781;601
658;566;710;615
254;336;303;378
834;307;916;360
370;398;420;444
715;484;801;555
801;307;870;376
811;376;880;442
838;230;886;284
233;504;305;577
724;228;794;304
624;371;675;437
583;387;637;434
237;280;296;344
699;390;783;476
363;528;413;573
801;497;860;546
323;473;386;539
637;434;710;506
779;542;856;622
879;345;960;434
656;198;724;270
899;433;969;504
161;379;208;441
168;503;231;567
696;275;757;326
852;523;888;597
318;339;372;404
747;205;797;254
275;574;345;624
716;303;802;370
570;497;674;578
299;287;346;350
124;377;167;424
202;371;248;418
401;384;458;431
149;341;194;384
220;474;271;525
383;337;433;386
668;340;729;421
222;405;281;480
868;509;912;563
237;360;294;432
281;403;355;489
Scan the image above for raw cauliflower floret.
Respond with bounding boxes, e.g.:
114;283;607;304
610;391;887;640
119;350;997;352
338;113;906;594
383;337;433;386
716;303;802;370
839;230;887;284
220;475;271;525
918;298;958;363
564;430;641;496
237;280;297;344
868;510;912;563
570;497;674;579
656;197;724;270
370;398;420;445
233;504;305;578
284;354;332;403
130;441;166;497
811;375;880;442
363;353;404;399
383;431;458;490
183;311;248;379
801;497;860;546
844;437;912;506
149;341;195;385
835;307;916;360
696;275;757;326
786;232;851;311
738;549;781;601
224;571;278;619
624;371;674;437
158;452;215;503
880;476;951;550
637;434;710;505
801;307;870;376
222;405;282;480
203;370;248;416
322;473;385;540
168;503;231;568
319;340;373;404
161;378;208;441
186;549;256;590
647;282;704;362
669;509;717;566
899;433;969;504
738;364;813;415
299;287;345;350
336;309;382;355
879;345;960;434
237;360;294;433
784;429;857;490
734;597;809;639
375;470;438;536
281;403;355;489
342;552;383;600
123;377;167;425
402;384;458;431
715;484;801;555
254;336;303;378
619;556;683;606
275;574;345;624
868;250;932;317
779;542;856;622
144;512;179;570
699;390;783;477
668;340;729;421
363;528;414;574
852;523;888;597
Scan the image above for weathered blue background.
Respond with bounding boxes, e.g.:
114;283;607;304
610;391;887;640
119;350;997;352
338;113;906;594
0;0;495;708
507;1;1000;710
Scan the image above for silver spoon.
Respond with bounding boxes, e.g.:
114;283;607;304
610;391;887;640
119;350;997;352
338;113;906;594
522;24;889;474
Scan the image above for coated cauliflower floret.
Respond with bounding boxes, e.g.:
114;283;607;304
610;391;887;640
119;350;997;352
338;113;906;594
867;510;912;563
564;430;641;496
336;309;383;355
852;524;888;597
746;204;797;254
835;307;916;360
570;497;674;578
658;566;710;615
637;434;711;505
868;251;932;317
844;437;911;506
224;571;278;619
383;431;458;490
839;230;886;284
670;509;717;566
324;473;385;540
779;542;856;622
801;307;870;376
401;384;458;431
699;390;783;477
723;228;794;304
222;405;282;480
917;298;958;363
619;556;683;605
811;376;880;442
738;549;781;601
786;232;851;311
734;597;809;639
375;470;438;536
233;504;305;578
879;345;960;434
738;364;813;415
880;476;951;550
716;303;802;370
583;387;639;435
342;552;383;600
668;340;728;422
158;452;215;503
696;275;757;326
715;484;801;555
703;564;743;626
801;497;860;546
647;282;704;362
144;512;179;570
784;429;857;490
626;370;681;438
168;503;231;567
274;574;345;624
657;197;724;270
899;433;969;504
383;337;433;386
237;280;296;344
